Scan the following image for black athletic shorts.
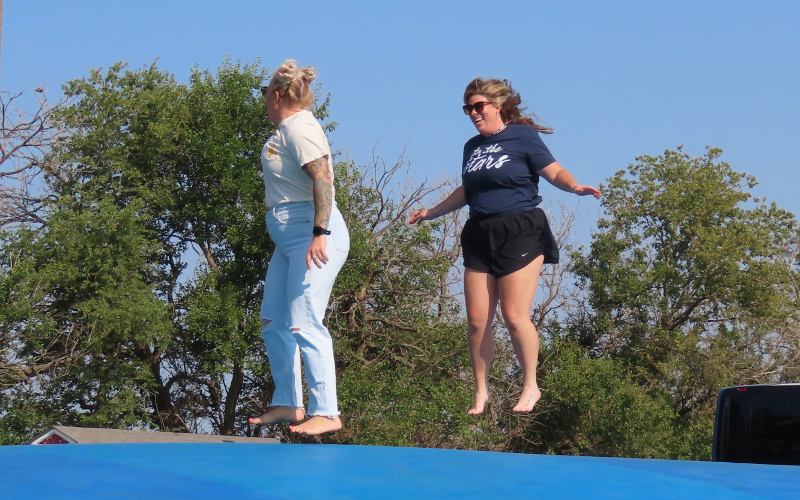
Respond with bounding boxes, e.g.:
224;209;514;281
461;208;559;277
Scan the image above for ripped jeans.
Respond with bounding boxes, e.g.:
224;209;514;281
260;201;349;417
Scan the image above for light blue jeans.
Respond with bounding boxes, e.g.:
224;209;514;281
260;201;349;417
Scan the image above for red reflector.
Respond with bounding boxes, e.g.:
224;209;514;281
736;387;748;392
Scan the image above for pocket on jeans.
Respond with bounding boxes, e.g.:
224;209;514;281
330;231;350;254
290;216;312;226
273;212;313;225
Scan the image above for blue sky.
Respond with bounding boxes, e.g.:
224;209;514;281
3;1;799;240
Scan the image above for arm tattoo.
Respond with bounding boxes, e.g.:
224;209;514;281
302;155;333;229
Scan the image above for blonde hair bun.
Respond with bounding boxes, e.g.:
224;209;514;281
269;59;317;109
275;59;316;85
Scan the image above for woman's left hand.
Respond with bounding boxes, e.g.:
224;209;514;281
572;184;602;198
306;236;329;270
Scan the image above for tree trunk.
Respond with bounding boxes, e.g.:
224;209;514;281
135;343;187;432
221;361;244;435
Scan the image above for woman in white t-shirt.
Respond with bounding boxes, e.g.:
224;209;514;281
248;60;349;436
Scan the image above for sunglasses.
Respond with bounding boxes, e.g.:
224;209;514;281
462;101;494;115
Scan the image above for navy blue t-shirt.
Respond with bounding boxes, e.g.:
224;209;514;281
461;124;555;216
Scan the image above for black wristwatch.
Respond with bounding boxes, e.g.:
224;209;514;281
313;226;331;236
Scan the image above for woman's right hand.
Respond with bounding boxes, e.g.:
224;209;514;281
408;208;432;224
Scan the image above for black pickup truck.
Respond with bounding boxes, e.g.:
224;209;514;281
713;384;800;465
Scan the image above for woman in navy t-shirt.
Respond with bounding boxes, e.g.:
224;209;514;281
410;78;601;415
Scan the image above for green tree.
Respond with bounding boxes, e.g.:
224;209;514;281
0;199;170;443
11;60;795;459
564;147;799;458
324;159;503;448
1;61;504;449
514;340;679;458
1;60;273;439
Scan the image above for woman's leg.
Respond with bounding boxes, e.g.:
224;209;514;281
249;245;305;425
464;267;499;415
285;208;350;435
497;255;545;413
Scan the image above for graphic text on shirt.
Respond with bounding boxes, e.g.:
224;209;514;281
463;143;511;174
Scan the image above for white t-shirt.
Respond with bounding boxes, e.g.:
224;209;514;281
261;109;334;208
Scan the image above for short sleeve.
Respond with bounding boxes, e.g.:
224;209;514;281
283;115;330;167
524;130;556;172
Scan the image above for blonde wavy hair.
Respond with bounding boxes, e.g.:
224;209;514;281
463;78;553;134
263;59;317;109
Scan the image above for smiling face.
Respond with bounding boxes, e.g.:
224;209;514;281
466;94;504;135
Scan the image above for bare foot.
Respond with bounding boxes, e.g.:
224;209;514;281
248;407;305;425
289;416;342;436
467;390;490;416
512;386;541;413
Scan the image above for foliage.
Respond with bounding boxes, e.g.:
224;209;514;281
1;198;169;442
2;60;273;438
1;61;497;448
2;62;798;461
563;147;800;458
515;341;679;458
323;158;504;446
